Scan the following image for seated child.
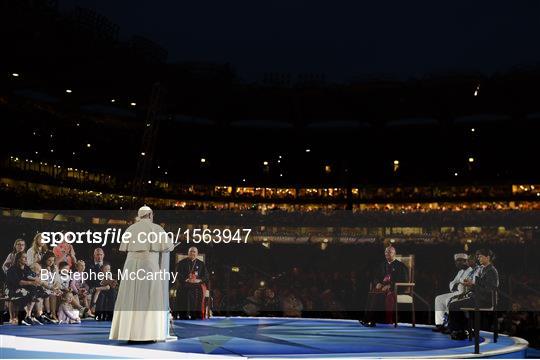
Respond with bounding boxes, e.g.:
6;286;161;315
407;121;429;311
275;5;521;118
57;291;81;324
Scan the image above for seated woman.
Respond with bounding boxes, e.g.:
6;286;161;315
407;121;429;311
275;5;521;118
447;249;499;340
53;235;77;270
40;251;61;320
28;262;58;324
3;238;26;324
6;252;41;325
26;233;48;267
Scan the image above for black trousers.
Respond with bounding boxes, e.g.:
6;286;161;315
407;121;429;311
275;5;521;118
176;284;204;320
448;297;477;331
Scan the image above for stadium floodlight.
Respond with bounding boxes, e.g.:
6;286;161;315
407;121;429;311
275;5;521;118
141;152;146;156
111;99;116;103
11;73;19;77
263;161;268;166
454;172;459;176
305;148;311;153
201;158;206;163
471;128;475;132
87;143;91;148
393;160;399;165
280;173;283;177
65;89;72;93
130;102;136;106
468;157;475;163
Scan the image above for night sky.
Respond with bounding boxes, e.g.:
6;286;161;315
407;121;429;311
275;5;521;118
61;1;540;82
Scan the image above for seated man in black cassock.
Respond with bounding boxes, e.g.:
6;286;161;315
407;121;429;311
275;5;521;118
175;247;209;320
362;246;408;326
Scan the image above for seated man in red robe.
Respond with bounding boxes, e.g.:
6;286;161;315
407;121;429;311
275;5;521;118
361;246;409;326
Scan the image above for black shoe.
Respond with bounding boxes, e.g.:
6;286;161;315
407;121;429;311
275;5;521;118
432;325;447;332
450;330;468;340
37;315;51;324
31;317;43;325
21;317;33;326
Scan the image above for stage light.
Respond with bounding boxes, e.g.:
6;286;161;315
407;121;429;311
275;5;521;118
111;99;116;103
263;161;268;166
242;178;246;182
50;149;54;153
201;158;206;163
11;73;19;77
147;180;152;184
277;160;281;163
35;151;38;155
280;173;283;177
87;143;91;148
73;152;76;155
141;152;146;156
130;102;136;106
471;128;475;132
305;148;311;153
164;171;168;175
454;172;459;176
157;165;160;169
65;89;72;93
76;123;80;127
468;157;475;163
278;155;282;159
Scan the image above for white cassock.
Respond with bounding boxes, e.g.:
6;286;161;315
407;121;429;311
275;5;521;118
434;267;473;326
109;218;173;341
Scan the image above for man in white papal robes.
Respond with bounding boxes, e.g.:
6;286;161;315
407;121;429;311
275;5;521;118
109;206;174;341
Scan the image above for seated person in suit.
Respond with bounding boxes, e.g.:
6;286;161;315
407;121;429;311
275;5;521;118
447;249;499;340
362;246;408;326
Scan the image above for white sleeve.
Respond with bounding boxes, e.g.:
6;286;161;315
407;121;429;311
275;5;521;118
449;270;463;292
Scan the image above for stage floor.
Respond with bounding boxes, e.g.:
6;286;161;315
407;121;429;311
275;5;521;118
0;317;529;359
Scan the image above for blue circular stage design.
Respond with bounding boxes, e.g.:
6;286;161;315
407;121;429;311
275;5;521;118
0;317;529;358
